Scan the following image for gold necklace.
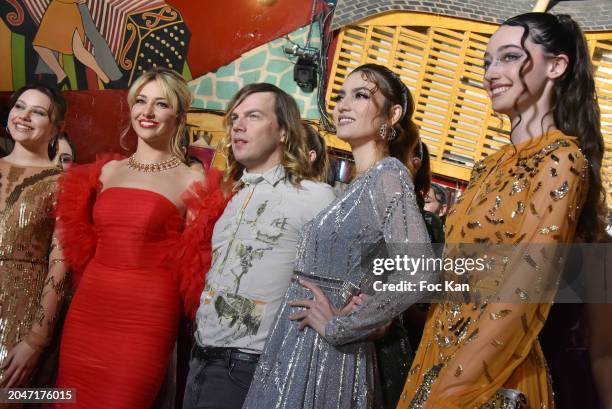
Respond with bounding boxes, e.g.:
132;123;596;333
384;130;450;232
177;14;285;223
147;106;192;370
127;154;182;172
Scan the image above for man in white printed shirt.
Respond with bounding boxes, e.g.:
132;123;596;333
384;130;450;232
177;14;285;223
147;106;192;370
183;83;336;409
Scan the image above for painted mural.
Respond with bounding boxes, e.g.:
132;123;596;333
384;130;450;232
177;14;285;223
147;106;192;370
0;0;191;91
0;0;322;92
189;23;321;119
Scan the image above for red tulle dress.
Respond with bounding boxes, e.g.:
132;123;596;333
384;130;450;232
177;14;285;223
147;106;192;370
52;156;228;409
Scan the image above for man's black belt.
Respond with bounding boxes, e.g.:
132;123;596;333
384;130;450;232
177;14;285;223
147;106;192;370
193;345;260;364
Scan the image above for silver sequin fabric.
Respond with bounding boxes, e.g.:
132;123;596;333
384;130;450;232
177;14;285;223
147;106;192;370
243;157;436;409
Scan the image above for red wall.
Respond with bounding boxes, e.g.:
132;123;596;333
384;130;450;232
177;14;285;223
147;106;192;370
1;90;136;163
63;90;138;162
167;0;317;76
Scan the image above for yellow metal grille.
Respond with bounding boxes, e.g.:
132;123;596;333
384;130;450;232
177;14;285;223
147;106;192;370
590;36;612;207
327;12;612;204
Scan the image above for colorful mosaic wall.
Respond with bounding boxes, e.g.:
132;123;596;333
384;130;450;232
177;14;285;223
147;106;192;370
0;0;191;91
189;23;321;119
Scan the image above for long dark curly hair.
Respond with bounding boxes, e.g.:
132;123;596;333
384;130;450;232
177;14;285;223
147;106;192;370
503;12;607;242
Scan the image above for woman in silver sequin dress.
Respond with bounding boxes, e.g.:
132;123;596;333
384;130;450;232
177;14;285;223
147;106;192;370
243;64;437;409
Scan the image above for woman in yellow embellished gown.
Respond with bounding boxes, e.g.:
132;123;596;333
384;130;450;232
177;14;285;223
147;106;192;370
397;13;607;409
0;84;69;399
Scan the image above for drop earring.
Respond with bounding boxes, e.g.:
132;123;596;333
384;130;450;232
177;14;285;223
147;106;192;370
388;127;397;141
379;123;387;139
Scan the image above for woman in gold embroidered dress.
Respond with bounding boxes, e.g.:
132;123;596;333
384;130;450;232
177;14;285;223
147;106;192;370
397;13;607;409
0;84;68;397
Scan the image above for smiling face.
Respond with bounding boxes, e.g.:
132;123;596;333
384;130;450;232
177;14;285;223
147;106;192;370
332;71;388;143
130;79;178;147
483;25;559;118
7;89;58;151
229;91;285;173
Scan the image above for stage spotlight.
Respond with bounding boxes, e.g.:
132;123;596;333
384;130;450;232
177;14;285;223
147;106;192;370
294;56;318;93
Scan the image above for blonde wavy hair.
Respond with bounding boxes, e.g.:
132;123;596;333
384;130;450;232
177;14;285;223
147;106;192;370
122;67;192;159
221;83;312;192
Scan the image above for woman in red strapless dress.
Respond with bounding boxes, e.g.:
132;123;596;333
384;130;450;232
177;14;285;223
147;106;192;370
53;68;228;409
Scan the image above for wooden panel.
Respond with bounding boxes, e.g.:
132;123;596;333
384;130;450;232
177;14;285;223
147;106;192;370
328;11;612;209
591;38;612;206
327;15;508;179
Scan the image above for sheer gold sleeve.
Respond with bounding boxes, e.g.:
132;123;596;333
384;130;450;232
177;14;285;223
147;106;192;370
23;233;70;352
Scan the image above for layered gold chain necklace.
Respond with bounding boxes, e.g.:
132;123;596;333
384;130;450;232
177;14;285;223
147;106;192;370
127;154;182;172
